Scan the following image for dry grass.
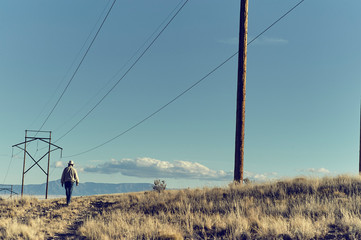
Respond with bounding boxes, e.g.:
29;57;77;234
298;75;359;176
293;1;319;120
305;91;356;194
2;175;361;239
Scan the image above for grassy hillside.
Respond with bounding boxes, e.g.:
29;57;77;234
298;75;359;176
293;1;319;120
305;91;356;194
1;175;361;239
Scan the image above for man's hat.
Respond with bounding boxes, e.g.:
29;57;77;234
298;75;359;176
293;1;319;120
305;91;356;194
68;160;74;165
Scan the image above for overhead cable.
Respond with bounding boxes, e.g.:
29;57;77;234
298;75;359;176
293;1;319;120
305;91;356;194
55;0;189;143
53;0;187;136
248;0;305;45
64;52;238;158
28;0;113;131
2;150;14;184
36;0;117;133
64;0;305;158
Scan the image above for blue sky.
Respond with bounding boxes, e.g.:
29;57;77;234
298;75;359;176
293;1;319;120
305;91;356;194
1;0;360;190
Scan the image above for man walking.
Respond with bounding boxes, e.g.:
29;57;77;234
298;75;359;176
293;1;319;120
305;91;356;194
61;160;79;206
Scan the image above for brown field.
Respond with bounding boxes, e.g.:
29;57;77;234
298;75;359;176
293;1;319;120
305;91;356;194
1;175;361;239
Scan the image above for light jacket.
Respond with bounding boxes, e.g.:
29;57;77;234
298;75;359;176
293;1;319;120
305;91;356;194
61;166;79;185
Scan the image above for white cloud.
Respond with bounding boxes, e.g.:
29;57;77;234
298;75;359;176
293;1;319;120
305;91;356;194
298;168;331;174
11;153;23;160
53;161;84;172
244;171;278;181
84;157;278;182
218;36;288;46
218;37;238;45
307;168;330;174
54;161;64;168
261;37;288;44
247;36;289;46
84;157;233;181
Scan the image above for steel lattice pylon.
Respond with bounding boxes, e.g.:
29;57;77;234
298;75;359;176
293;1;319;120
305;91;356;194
12;130;62;199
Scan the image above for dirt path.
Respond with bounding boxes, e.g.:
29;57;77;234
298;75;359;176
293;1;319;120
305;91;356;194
48;196;117;239
13;195;113;239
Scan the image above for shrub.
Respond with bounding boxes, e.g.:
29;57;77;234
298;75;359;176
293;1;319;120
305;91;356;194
243;178;251;184
153;179;166;192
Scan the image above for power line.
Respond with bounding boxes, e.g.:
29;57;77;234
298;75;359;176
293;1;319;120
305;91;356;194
9;0;115;166
52;0;187;136
54;0;190;143
2;151;14;185
64;0;305;158
64;52;237;158
36;0;117;133
247;0;305;45
28;1;113;131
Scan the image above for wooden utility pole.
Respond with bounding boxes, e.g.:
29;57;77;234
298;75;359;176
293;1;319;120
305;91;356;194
234;0;249;183
359;102;361;175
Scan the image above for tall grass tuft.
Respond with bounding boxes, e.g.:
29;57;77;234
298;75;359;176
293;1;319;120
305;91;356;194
2;175;361;239
78;175;361;239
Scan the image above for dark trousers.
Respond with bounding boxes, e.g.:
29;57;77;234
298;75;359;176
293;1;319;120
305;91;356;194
64;181;74;205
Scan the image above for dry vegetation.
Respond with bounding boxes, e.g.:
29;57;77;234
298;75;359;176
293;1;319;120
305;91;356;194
2;175;361;239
